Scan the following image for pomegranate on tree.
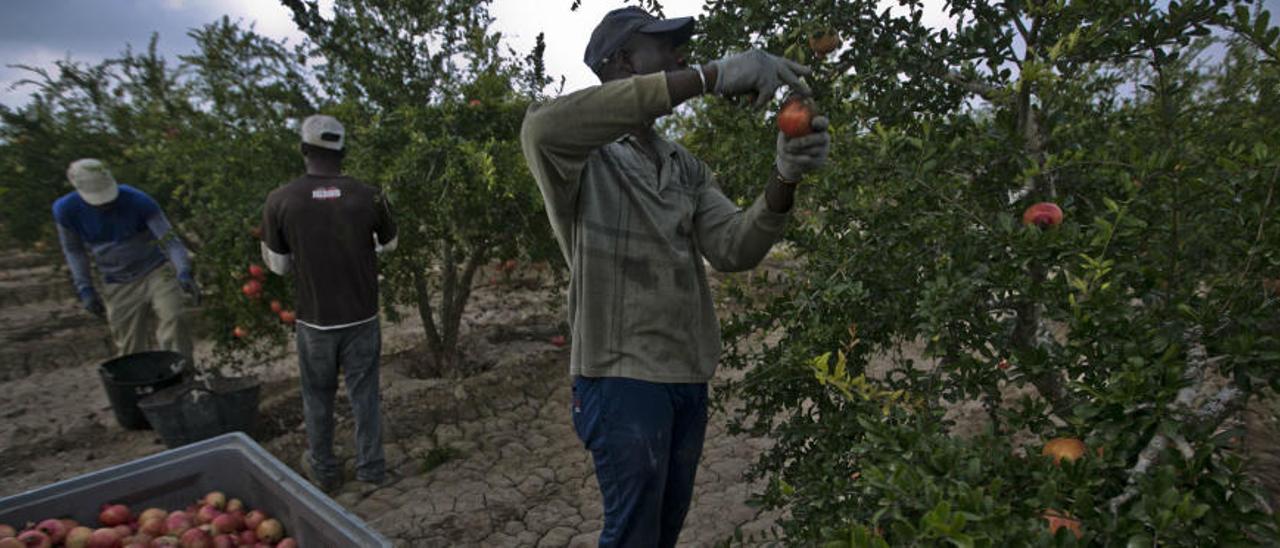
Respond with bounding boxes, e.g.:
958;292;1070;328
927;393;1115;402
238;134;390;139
1021;201;1064;228
1041;437;1087;465
241;279;263;298
808;29;841;57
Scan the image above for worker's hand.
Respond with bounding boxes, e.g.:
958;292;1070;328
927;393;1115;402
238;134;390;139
178;275;201;306
776;116;831;182
82;293;106;319
708;49;812;109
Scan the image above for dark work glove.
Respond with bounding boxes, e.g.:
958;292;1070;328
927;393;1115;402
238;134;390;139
179;274;201;306
82;292;106;319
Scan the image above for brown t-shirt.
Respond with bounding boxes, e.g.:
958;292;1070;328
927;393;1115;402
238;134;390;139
263;174;397;327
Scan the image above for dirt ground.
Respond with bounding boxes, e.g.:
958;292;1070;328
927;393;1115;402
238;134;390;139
6;246;1279;546
0;248;782;546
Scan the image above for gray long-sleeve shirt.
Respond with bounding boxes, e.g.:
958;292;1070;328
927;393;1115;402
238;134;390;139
521;71;789;383
53;184;193;301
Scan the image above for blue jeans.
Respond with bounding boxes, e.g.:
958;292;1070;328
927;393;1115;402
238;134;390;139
296;319;385;483
572;376;709;548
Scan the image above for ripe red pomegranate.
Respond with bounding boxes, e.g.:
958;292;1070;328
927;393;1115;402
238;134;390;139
148;536;181;547
210;535;235;548
777;95;817;139
247;265;266;281
224;500;244;514
232;326;248;339
1022;202;1064;228
164;512;193;536
278;310;296;325
137;510;166;524
178;528;210;548
99;504;132;527
242;512;266;533
111;526;131;539
195;505;219;526
550;335;567;348
203;492;227;511
209;514;241;536
63;526;93;548
121;533;152;548
138;519;165;538
276;539;298;548
15;530;51;548
236;531;257;545
253;520;283;544
35;519;68;543
809;30;842;57
85;528;121;548
241;280;263;298
268;300;283;314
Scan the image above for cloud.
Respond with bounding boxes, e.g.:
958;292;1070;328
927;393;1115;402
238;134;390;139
489;0;706;94
2;0;1278;109
0;46;74;108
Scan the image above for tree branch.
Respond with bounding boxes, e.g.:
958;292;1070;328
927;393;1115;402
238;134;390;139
412;269;443;353
1108;328;1245;513
941;70;1005;102
441;239;458;352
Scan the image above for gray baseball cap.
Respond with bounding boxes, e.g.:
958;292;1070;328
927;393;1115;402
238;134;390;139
583;6;695;72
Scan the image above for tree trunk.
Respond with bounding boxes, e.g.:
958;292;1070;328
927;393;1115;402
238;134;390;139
409;239;490;378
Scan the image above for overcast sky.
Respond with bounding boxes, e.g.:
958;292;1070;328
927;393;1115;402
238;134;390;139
2;0;1276;108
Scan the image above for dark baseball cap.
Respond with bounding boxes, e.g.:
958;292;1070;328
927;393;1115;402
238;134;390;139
583;6;695;71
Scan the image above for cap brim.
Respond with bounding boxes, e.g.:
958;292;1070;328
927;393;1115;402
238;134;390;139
639;16;695;47
79;183;118;206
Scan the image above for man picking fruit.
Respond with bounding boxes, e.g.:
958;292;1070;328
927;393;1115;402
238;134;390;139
52;159;199;359
260;114;399;492
521;7;829;546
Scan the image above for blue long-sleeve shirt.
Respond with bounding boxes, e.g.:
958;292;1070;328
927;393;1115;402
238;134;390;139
52;184;193;300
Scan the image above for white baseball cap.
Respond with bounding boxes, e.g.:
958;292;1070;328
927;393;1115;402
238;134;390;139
300;114;345;151
67;159;119;205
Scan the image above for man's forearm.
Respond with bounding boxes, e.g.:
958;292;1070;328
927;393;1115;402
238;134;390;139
55;224;96;297
765;169;797;213
666;64;719;108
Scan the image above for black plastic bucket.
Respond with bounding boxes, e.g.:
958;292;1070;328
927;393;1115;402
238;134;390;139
97;351;190;430
138;377;261;448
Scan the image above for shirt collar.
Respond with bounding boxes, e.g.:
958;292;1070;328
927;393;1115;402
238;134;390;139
617;131;679;159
